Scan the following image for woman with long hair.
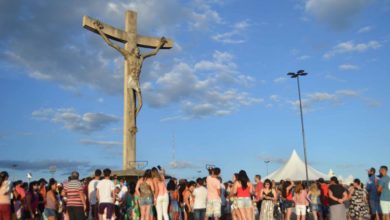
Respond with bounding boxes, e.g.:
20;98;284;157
232;170;253;220
308;183;323;220
282;180;294;220
44;178;59;220
167;179;179;220
0;171;11;220
183;181;195;220
293;182;308;220
136;169;155;220
259;179;277;220
151;167;169;220
25;181;40;220
178;180;187;220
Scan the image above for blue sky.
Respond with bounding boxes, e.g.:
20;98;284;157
0;0;389;182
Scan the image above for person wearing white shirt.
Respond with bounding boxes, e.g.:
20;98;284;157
96;169;115;220
118;179;128;202
193;178;208;220
88;169;101;220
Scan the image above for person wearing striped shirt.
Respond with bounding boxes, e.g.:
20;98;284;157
63;171;86;220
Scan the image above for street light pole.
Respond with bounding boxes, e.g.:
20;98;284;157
288;70;309;184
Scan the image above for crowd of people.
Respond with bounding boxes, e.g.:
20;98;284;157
0;165;389;220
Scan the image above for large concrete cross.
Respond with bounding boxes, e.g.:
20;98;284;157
82;10;173;170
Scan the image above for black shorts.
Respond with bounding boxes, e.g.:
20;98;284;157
98;203;114;219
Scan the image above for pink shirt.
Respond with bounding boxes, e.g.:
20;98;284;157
294;190;308;206
207;176;221;200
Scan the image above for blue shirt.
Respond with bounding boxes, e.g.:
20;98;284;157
378;175;390;201
366;175;379;201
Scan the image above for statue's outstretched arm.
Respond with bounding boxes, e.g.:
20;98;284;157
94;21;127;57
142;37;167;59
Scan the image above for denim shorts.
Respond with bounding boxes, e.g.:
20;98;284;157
236;197;252;208
139;196;153;206
44;208;57;217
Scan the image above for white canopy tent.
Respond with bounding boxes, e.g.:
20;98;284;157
265;150;328;181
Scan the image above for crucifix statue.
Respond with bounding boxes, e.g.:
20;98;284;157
82;10;173;170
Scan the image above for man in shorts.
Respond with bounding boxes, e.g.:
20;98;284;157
378;166;390;220
97;168;115;220
206;167;221;220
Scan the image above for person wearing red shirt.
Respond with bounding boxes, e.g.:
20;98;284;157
318;178;329;219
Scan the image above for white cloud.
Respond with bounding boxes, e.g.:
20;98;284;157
269;95;280;102
336;89;359;97
189;1;223;30
32;108;119;133
339;64;359;71
308;92;337;101
273;77;288;83
115;0;184;34
169;160;198;169
305;0;372;30
143;51;262;119
325;74;347;83
212;20;250;44
357;25;372;33
289;89;360;112
80;139;121;148
324;40;381;58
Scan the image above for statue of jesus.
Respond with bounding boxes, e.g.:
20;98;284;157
93;21;167;119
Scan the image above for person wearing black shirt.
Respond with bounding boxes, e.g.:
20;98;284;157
328;176;348;220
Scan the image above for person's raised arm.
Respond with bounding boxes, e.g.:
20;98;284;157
159;168;166;179
142;37;167;59
287;183;294;193
93;21;127;57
